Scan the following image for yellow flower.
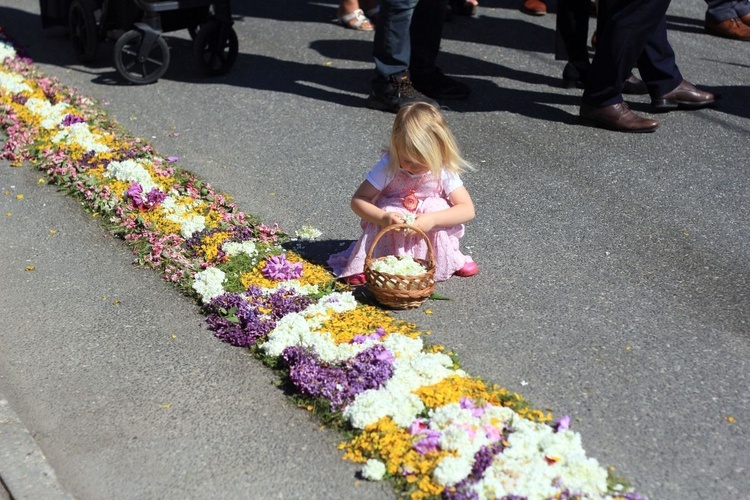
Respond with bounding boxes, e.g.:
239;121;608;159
315;304;421;344
414;375;490;408
341;417;448;497
285;251;334;287
197;231;231;262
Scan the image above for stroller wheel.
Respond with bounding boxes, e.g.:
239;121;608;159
68;0;98;63
193;20;238;76
114;30;170;85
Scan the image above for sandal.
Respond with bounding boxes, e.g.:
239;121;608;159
338;8;374;31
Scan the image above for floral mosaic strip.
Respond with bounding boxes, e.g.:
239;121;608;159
0;33;645;500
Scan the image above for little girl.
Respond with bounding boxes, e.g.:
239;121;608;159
328;102;477;285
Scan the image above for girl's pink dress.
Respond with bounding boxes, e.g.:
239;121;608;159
328;168;473;282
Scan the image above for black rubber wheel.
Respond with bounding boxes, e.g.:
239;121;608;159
193;21;238;76
69;0;98;63
114;30;170;85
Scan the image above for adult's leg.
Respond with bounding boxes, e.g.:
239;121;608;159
373;0;420;78
636;14;682;98
556;0;590;64
705;0;747;23
409;0;449;75
582;0;671;107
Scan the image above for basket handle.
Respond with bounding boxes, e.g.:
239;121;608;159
365;223;436;268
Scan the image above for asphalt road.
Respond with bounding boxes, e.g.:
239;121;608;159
1;1;748;499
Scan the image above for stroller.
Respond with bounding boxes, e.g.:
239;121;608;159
39;0;238;84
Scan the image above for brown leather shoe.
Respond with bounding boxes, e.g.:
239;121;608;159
651;80;716;111
580;102;658;133
705;18;750;40
521;0;547;16
741;13;750;26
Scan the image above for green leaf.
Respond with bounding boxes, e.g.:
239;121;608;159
428;293;451;301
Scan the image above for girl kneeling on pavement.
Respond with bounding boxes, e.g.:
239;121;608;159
328;102;478;285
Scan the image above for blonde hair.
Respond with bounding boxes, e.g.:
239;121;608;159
387;102;472;177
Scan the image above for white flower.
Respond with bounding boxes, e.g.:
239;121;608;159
25;97;69;129
222;240;258;258
178;215;206;239
294;225;322;241
370;255;426;276
402;213;416;226
380;333;423;358
259;292;369;361
558;455;608;496
361;459;387;481
0;41;17;62
0;70;31;94
433;455;474;486
160;193;207;239
343;386;425;429
106;159;158;192
259;279;320;297
52;122;109;153
343;351;462;429
192;267;226;303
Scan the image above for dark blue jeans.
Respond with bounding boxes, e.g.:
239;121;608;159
373;0;448;79
705;0;750;23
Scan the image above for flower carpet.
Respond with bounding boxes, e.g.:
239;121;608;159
0;31;646;500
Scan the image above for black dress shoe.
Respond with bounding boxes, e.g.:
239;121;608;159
562;62;588;89
580;102;659;133
623;73;648;95
651;80;715;111
411;69;470;100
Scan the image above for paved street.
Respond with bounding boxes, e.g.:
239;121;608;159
1;0;748;499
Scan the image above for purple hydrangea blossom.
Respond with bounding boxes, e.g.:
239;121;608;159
442;442;507;500
262;253;303;281
281;344;395;409
62;114;85;126
126;182;166;210
351;327;387;344
553;414;571;432
11;93;28;105
409;419;442;454
460;397;487;418
204;286;313;347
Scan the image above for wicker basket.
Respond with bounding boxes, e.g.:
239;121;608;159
364;224;436;309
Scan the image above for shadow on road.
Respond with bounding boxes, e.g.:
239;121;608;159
3;1;749;124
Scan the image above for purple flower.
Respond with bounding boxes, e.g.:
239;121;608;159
443;442;506;500
554;414;571;432
62;114;85;126
166;156;180;163
411;426;441;455
262;253;303;281
11;93;28;105
281;344;395;409
204;287;312;347
145;187;166;207
125;182;165;210
126;182;143;205
350;327;388;344
460;397;486;418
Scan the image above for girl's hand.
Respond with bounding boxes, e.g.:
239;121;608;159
381;211;404;227
414;213;437;233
